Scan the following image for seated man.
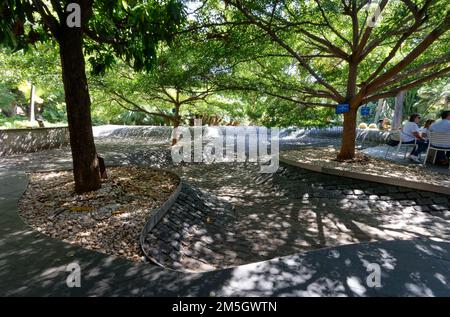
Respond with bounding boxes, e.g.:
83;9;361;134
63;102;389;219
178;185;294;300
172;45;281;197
401;113;428;163
429;110;450;165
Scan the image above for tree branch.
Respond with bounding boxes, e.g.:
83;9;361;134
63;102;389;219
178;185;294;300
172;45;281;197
363;66;450;103
376;52;450;90
313;0;352;47
362;0;432;84
32;0;61;38
229;0;344;102
365;12;450;94
355;0;389;57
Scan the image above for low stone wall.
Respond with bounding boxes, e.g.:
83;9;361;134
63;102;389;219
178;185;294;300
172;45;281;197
0;127;69;156
139;169;183;267
92;125;392;146
278;126;391;146
356;128;392;144
0;125;390;157
294;126;392;145
93;125;172;141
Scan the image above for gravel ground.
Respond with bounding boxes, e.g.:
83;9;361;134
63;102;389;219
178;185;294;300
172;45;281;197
281;147;450;189
18;166;179;262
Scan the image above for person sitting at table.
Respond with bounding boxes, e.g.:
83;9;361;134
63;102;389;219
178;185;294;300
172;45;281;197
420;119;435;140
429;110;450;165
400;113;428;163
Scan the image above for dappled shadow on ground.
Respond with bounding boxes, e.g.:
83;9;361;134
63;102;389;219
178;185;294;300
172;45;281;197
2;138;449;274
210;239;450;297
97;239;450;297
144;162;450;272
2;205;449;296
0;138;450;296
5;139;447;274
1;136;449;295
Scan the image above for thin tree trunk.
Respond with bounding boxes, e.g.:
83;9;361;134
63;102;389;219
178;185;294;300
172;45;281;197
374;98;384;124
59;28;101;193
356;104;362;125
392;90;405;130
171;118;180;146
171;104;181;146
338;106;358;160
29;84;35;122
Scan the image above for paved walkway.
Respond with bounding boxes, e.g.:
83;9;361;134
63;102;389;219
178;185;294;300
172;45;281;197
144;161;449;272
0;136;449;296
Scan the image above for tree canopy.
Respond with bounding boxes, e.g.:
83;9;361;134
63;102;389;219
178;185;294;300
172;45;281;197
0;0;185;193
188;0;449;158
1;0;449;170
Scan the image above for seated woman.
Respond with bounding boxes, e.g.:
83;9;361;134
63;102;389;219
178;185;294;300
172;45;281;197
420;119;435;140
400;114;428;163
377;118;390;130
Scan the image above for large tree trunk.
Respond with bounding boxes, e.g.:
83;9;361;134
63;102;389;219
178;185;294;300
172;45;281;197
338;106;358;160
338;60;359;161
392;91;405;130
59;28;101;194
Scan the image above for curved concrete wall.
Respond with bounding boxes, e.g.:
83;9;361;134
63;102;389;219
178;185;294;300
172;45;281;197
356;128;392;143
0;127;69;156
92;125;391;146
279;126;391;145
93;125;173;141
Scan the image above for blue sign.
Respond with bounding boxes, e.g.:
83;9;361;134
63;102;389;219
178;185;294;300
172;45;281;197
172;108;176;113
335;103;350;114
360;107;370;116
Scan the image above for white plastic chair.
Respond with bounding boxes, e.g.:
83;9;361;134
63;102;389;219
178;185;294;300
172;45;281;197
384;130;417;159
423;132;450;168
